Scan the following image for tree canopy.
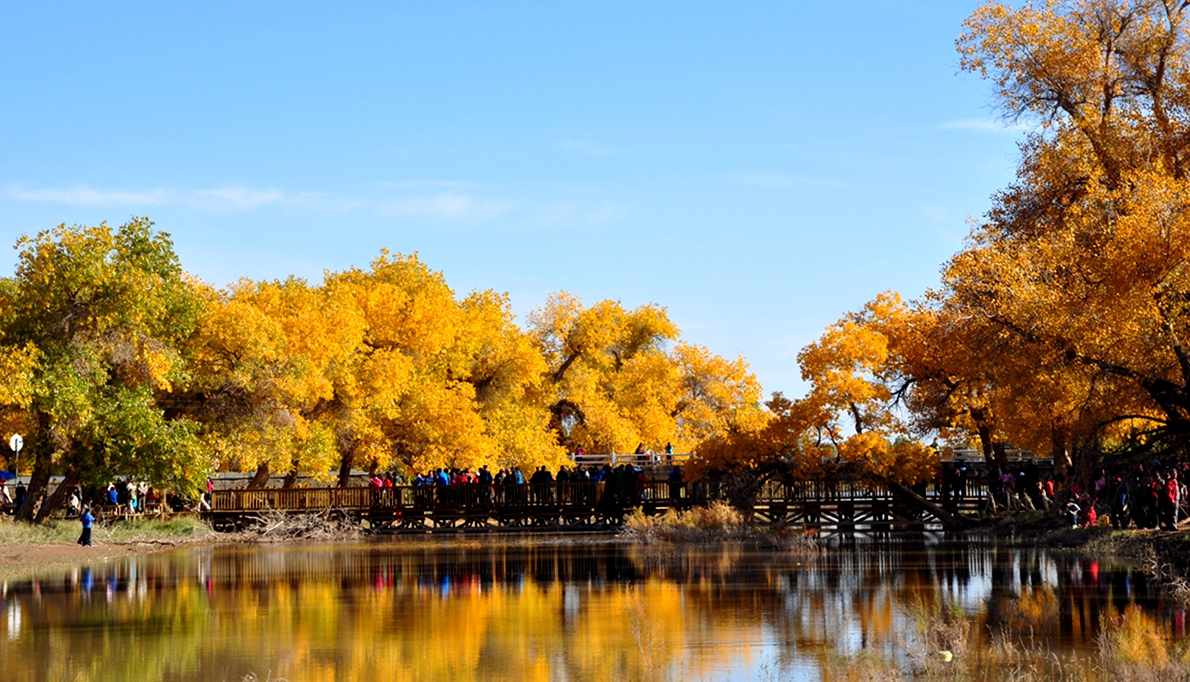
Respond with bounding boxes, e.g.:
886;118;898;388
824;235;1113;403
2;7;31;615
0;220;769;519
0;219;206;520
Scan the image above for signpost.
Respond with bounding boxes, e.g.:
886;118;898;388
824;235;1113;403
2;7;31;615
9;434;22;454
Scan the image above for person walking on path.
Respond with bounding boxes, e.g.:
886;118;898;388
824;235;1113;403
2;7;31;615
77;505;94;547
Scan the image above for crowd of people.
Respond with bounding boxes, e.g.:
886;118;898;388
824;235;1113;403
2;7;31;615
983;462;1052;511
0;478;198;518
360;462;689;509
1070;465;1186;531
5;456;1190;534
367;463;665;493
977;460;1189;531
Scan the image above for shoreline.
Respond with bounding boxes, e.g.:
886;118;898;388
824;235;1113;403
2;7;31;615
0;537;220;581
0;515;229;581
7;512;1190;590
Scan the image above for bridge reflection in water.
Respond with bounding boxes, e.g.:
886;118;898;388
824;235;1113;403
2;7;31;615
207;478;989;532
0;537;1179;682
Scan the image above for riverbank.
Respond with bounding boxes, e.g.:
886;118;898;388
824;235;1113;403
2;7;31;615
12;506;1190;587
0;515;220;580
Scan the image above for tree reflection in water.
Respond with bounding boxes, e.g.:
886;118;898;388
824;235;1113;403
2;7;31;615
0;534;1182;681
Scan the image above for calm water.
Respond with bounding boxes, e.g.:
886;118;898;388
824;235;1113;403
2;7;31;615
0;534;1182;681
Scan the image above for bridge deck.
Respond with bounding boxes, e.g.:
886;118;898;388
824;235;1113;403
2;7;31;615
206;479;988;533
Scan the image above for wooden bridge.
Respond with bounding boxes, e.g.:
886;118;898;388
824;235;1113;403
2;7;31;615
205;478;987;534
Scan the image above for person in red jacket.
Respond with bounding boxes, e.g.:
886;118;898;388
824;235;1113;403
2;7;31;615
1161;471;1181;530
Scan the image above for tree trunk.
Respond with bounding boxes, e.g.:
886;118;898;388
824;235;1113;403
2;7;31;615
992;442;1009;472
1075;442;1098;492
337;451;355;488
281;470;298;489
34;469;80;523
15;448;52;522
976;421;996;467
1051;429;1071;479
246;462;271;489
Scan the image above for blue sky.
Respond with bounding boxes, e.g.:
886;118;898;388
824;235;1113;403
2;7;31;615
0;1;1024;397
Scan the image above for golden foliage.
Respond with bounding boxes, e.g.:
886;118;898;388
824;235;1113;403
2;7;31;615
775;1;1190;476
0;219;765;494
939;0;1190;463
695;295;937;484
529;292;766;456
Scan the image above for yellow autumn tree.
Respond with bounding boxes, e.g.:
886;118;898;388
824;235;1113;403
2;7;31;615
795;295;938;484
325;251;566;479
528;292;766;455
695;294;937;485
0;220;208;521
177;277;355;487
458;289;567;471
942;0;1190;473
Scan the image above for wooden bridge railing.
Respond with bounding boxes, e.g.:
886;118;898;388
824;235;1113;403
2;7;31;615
210;478;988;515
210;482;689;513
212;486;374;512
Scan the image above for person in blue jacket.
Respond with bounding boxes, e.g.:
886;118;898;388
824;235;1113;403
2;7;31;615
77;505;94;547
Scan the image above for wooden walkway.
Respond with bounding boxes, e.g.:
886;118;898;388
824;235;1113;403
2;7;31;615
206;479;987;534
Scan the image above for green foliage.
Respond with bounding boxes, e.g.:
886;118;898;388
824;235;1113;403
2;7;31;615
0;219;210;518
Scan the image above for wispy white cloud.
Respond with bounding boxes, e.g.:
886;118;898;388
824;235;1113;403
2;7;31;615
7;184;292;212
583;205;626;225
183;187;287;212
7;182;570;226
557;140;621;156
8;185;170;206
940;118;1032;133
920;205;950;222
377;193;514;221
527;202;628;228
375;179;486;189
731;172;838;191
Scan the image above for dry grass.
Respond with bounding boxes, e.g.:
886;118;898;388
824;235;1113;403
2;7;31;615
815;601;1190;681
622;502;819;554
0;514;214;545
241;672;289;682
623;502;750;543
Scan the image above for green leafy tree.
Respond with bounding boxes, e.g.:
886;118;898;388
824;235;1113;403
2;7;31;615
0;219;207;521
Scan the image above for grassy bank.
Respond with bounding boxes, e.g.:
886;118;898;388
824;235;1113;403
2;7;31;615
0;514;216;546
985;509;1190;607
988;509;1190;561
0;515;220;581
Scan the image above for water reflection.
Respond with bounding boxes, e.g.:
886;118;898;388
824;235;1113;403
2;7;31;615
0;534;1182;681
